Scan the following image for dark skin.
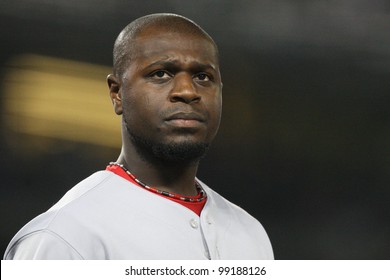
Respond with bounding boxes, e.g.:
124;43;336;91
107;26;222;196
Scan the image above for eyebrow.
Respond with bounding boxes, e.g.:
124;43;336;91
144;59;217;72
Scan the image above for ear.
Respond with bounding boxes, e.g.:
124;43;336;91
107;74;123;115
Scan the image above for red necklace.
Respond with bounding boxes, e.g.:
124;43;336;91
108;162;207;202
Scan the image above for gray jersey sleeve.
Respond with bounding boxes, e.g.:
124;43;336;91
4;231;83;260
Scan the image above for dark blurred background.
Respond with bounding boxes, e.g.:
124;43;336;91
1;0;389;259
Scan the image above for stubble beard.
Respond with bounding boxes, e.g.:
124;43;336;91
123;117;210;165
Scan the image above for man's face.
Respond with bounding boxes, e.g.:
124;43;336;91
119;28;222;163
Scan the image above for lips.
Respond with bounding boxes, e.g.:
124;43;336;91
165;112;205;122
164;112;206;128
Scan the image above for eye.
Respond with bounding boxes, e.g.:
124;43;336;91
194;73;210;82
151;70;170;79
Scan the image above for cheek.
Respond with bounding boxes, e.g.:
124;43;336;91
209;92;222;118
206;94;223;135
122;87;153;116
126;98;166;135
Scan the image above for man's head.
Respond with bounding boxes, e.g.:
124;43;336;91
108;13;222;164
112;13;219;80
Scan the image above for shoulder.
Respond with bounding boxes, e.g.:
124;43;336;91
201;181;261;225
49;170;117;210
4;171;123;259
4;230;83;259
199;181;274;259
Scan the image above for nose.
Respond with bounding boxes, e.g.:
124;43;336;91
169;73;200;104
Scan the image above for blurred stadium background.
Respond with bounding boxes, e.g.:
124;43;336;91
0;0;389;259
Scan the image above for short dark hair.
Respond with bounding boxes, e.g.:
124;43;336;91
113;13;218;79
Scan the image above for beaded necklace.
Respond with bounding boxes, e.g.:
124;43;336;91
108;162;206;202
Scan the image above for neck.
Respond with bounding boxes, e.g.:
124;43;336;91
116;147;200;196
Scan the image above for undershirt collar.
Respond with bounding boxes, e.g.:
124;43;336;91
106;164;206;216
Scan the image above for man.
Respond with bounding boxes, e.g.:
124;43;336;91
4;13;273;259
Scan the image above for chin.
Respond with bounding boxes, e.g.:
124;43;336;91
151;139;210;163
128;128;210;164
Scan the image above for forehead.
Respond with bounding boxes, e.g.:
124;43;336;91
131;29;219;67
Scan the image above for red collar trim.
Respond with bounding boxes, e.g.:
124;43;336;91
105;164;206;216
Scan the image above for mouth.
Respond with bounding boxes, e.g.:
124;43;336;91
164;112;205;128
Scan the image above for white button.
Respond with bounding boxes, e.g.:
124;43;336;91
189;219;198;229
206;215;213;224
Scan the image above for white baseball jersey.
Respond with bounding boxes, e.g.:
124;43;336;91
4;171;273;259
